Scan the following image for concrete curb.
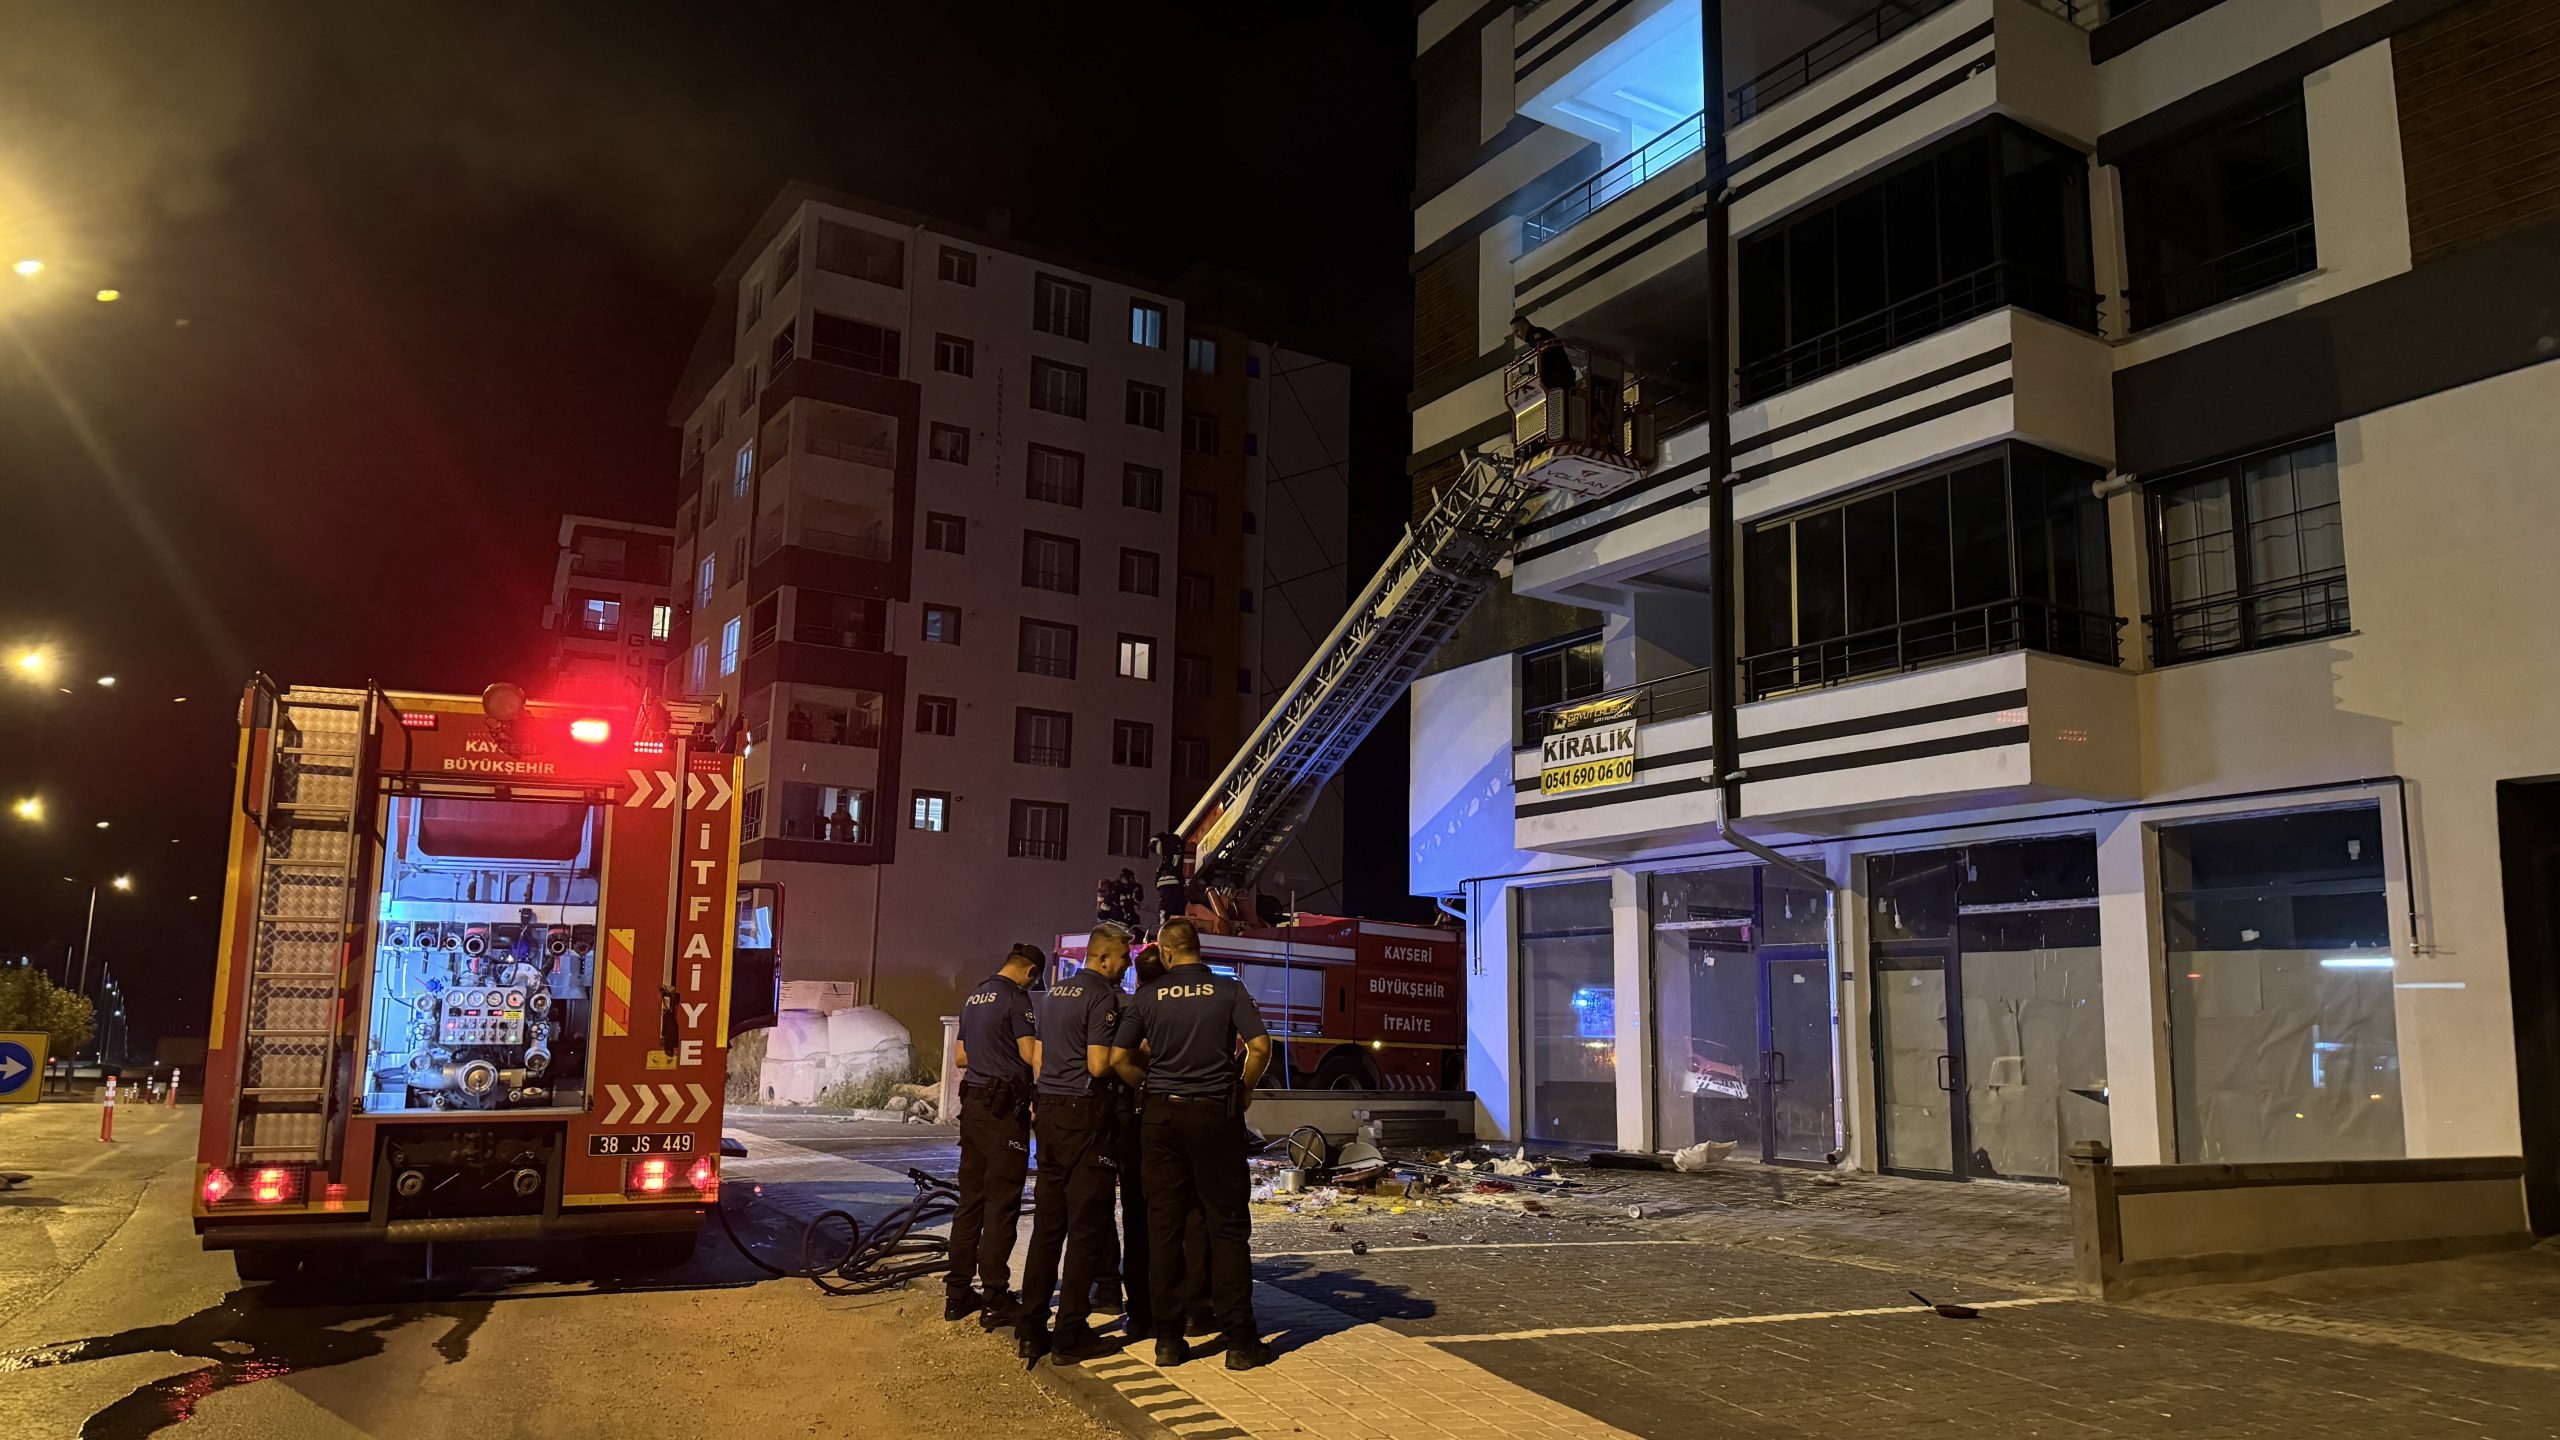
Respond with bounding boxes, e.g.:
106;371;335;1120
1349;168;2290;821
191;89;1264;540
1031;1349;1202;1440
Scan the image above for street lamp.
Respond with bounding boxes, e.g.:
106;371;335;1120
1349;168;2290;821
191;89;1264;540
12;647;53;683
12;259;42;277
75;876;133;1047
11;796;40;823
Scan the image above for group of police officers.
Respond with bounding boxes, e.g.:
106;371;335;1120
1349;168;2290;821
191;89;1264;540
947;916;1276;1371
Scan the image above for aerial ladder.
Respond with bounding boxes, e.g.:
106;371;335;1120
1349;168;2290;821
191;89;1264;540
1178;341;1657;891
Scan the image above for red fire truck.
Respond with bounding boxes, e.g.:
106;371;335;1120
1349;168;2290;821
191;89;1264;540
1053;916;1463;1090
193;678;781;1280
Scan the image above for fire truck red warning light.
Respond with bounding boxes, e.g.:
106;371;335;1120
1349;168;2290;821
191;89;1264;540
569;718;612;744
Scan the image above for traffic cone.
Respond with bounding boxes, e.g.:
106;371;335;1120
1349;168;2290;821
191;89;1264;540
169;1069;182;1107
99;1076;116;1142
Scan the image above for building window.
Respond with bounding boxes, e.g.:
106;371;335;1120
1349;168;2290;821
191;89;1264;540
783;689;884;747
719;617;741;676
743;279;763;330
775;230;801;286
1173;737;1211;782
1030;359;1088;419
769;325;795;377
734;441;756;494
937;246;976;286
1125;381;1166;430
2147;435;2345;665
1008;800;1069;860
739;366;756;418
1128;300;1167;348
1112;719;1154;768
1116;634;1156;681
749;594;778;653
1022;531;1080;594
1032;273;1091;341
1118;548;1160;596
934;334;974;377
797;591;886;651
811;312;901;376
2162;807;2400;1163
697;557;715;609
649;603;673;640
921;604;962;645
1741;444;2117;700
917;693;957;736
1519;630;1604;738
1181;489;1218;534
687;642;708;691
741;786;764;842
1019;618;1077;678
1175;652;1211;697
930;423;971;465
1025;444;1085;506
1109;809;1151;857
1122;465;1163;512
774;783;871;843
727;537;746;587
1185;335;1218;374
573;595;621;635
1736;118;2095;403
2121;88;2314;330
1520;880;1617;1146
1014;708;1073;768
911;791;951;832
1182;410;1221;455
924;512;966;554
815;220;905;287
1177;571;1214;614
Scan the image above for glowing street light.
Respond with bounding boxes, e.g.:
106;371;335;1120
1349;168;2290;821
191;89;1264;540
94;289;119;303
10;796;41;822
95;675;115;687
12;259;42;277
93;820;109;830
12;647;52;683
112;875;132;892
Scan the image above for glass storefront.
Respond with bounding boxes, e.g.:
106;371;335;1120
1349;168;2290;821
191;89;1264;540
1519;881;1617;1147
1650;865;1835;1164
2162;807;2403;1162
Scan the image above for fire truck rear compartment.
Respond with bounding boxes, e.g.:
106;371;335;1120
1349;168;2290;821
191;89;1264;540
376;1122;561;1223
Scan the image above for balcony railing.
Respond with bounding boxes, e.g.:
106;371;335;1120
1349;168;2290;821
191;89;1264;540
792;620;888;653
2146;571;2349;666
750;620;777;654
777;818;868;845
1009;837;1066;860
1742;598;2124;701
1730;0;1963;123
1737;261;2099;403
1521;111;1707;253
806;435;897;468
1014;744;1071;768
1018;653;1076;679
1521;666;1719;744
1022;567;1077;595
2125;222;2316;331
784;714;881;747
802;524;893;561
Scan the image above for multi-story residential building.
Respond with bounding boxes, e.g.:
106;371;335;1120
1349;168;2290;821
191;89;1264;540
538;515;675;701
667;185;1347;1051
1407;0;2560;1227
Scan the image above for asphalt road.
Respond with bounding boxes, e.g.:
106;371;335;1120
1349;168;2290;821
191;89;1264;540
0;1102;1108;1440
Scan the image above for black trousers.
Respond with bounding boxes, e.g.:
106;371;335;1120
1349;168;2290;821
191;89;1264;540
1109;1104;1208;1331
1138;1095;1256;1343
947;1089;1029;1297
1014;1096;1118;1338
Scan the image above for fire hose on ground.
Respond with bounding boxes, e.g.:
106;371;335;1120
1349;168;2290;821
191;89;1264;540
714;1165;959;1296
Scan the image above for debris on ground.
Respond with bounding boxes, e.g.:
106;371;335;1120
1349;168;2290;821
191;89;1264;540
1588;1150;1675;1171
1627;1205;1647;1220
1908;1290;1980;1320
1672;1140;1738;1172
1349;1241;1368;1255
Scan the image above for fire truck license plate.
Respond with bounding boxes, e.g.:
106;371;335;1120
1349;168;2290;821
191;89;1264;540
588;1132;695;1156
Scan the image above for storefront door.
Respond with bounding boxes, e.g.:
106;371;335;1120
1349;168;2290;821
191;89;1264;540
1652;867;1837;1167
1761;948;1836;1165
1872;942;1965;1177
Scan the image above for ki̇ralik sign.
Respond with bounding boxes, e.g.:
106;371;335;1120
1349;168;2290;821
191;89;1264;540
1538;694;1638;796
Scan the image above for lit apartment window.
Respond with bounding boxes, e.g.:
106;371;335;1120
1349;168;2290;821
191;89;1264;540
1022;532;1080;594
930;423;971;464
924;512;965;554
1008;800;1070;860
921;605;962;645
575;595;620;635
937;246;976;286
650;603;673;640
1030;359;1088;419
1014;708;1074;768
697;557;715;609
1112;719;1154;768
934;334;974;377
1177;571;1214;614
911;791;951;832
2147;435;2346;664
1126;381;1166;430
1182;411;1220;455
734;443;754;496
1109;808;1151;857
2121;89;2314;330
1019;619;1077;678
1129;300;1166;349
1026;444;1085;506
1173;737;1210;782
1185;336;1218;374
1116;634;1156;681
1119;549;1160;596
1123;465;1163;512
718;618;741;676
1175;653;1211;696
687;643;708;691
916;693;957;735
1181;489;1218;534
1033;274;1091;341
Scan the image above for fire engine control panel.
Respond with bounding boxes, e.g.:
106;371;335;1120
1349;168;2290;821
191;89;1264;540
437;987;530;1047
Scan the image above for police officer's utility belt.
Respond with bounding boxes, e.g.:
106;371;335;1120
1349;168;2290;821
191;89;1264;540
1033;1090;1105;1108
1147;1091;1230;1105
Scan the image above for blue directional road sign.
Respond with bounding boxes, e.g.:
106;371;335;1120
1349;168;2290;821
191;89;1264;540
0;1032;48;1104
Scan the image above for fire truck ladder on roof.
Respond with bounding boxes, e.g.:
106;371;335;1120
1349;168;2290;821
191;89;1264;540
232;678;381;1167
1181;451;1540;886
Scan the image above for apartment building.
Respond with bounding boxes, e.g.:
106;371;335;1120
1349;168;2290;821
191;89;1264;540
667;186;1346;1050
1407;0;2560;1228
538;515;675;701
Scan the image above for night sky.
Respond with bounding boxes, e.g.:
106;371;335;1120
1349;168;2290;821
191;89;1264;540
0;2;1417;1047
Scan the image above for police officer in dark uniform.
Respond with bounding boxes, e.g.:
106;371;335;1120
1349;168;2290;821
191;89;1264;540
1109;917;1275;1371
946;942;1042;1328
1100;942;1213;1342
1013;926;1135;1363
